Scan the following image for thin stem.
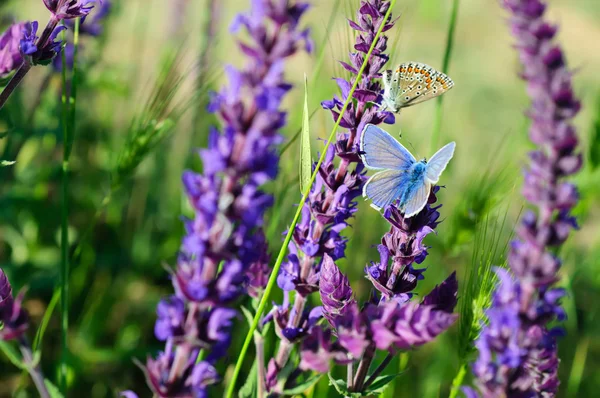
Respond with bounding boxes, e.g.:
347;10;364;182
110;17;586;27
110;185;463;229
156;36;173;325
0;63;32;110
566;337;589;398
449;362;467;398
59;17;81;395
19;340;51;398
254;332;266;398
430;0;460;152
224;2;398;396
352;343;376;392
363;351;395;391
59;37;70;395
347;361;353;388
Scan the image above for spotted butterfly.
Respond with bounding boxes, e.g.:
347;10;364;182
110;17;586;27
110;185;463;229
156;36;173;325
381;62;454;113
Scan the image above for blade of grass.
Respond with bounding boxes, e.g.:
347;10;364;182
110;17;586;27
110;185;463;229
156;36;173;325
299;74;312;193
430;0;459;152
224;2;398;395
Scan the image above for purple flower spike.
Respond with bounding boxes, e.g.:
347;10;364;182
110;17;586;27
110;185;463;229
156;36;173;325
468;0;581;396
139;1;310;396
0;23;26;78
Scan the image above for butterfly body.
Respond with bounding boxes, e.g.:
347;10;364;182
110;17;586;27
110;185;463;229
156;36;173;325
381;62;454;113
360;124;455;217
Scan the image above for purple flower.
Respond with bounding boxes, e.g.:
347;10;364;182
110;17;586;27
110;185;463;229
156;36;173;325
0;23;26;77
319;253;356;324
142;341;219;398
43;0;98;21
77;0;111;36
140;1;310;396
19;21;66;66
422;271;458;313
0;269;29;341
468;0;581;396
368;301;457;351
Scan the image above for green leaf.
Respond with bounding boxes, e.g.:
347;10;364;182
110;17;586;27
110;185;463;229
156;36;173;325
589;95;600;170
299;73;312;193
282;373;323;395
44;379;64;398
238;359;257;398
0;340;26;370
364;372;404;395
1;160;15;167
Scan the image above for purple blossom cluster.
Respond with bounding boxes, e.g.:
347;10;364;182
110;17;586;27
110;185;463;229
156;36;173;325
466;0;581;396
267;0;396;386
264;1;459;393
299;190;458;393
0;0;101;109
132;1;311;397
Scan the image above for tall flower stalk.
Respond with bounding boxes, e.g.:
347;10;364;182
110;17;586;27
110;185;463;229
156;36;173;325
131;1;311;397
265;1;397;387
466;0;581;396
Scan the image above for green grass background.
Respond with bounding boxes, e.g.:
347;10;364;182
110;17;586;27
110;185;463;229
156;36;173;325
1;0;600;396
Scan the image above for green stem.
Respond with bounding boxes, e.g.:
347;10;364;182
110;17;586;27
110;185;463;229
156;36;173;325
224;2;397;396
566;337;589;398
449;362;467;398
430;0;460;152
59;17;81;395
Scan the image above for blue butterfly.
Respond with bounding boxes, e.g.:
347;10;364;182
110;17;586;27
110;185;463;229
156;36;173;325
360;124;456;218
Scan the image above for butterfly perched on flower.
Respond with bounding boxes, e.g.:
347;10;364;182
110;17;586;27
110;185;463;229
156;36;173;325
360;124;455;217
380;62;454;113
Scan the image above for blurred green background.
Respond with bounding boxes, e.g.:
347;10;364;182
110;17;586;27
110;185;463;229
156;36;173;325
1;0;600;396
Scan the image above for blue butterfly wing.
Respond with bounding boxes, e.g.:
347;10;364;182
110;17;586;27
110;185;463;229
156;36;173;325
363;169;410;210
400;179;431;218
360;124;416;170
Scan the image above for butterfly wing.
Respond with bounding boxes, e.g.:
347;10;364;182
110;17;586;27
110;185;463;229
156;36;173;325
425;141;456;183
401;179;432;218
392;62;454;109
363;169;409;210
360;124;416;171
